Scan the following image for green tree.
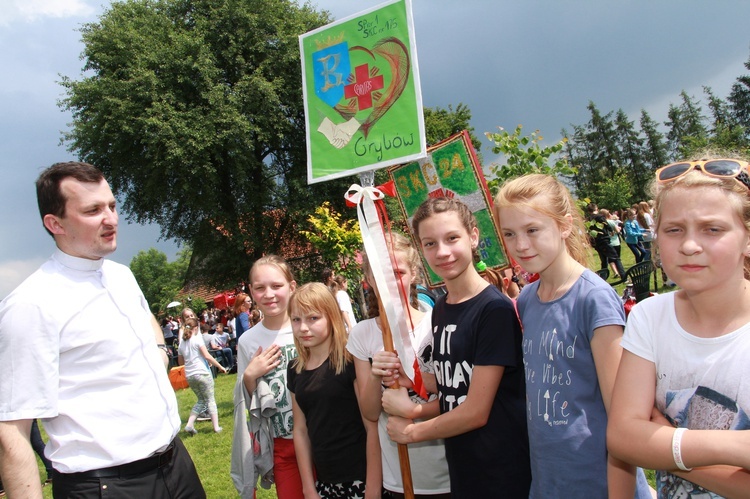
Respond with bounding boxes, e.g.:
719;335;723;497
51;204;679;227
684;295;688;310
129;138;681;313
589;171;633;213
664;90;708;159
300;201;362;284
729;51;750;141
60;0;350;288
485;125;576;194
639;109;669;175
130;247;191;313
699;86;750;155
614;109;649;201
563;102;623;200
423;103;482;153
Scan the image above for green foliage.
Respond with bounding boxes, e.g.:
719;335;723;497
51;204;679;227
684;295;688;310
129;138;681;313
177;295;208;317
424;103;482;154
60;0;351;288
300;201;362;285
485;125;577;194
665;91;709;158
589;171;633;212
130;247;191;314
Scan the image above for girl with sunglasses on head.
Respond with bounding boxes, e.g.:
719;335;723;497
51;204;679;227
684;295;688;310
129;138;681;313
609;156;750;498
494;174;652;498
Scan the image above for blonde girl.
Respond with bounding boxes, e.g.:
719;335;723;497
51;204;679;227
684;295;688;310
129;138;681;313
287;283;378;499
494;174;651;498
609;158;750;497
233;255;301;499
177;317;226;434
384;198;530;498
347;232;451;498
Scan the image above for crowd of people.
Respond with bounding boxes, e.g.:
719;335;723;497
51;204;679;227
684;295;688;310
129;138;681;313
587;201;657;279
2;156;750;499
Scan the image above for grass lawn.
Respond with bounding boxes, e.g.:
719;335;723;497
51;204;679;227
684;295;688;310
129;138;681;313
35;245;667;497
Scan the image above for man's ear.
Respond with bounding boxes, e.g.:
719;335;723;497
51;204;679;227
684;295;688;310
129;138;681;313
43;214;65;235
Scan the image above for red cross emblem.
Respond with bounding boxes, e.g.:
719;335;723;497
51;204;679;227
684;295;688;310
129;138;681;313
344;64;384;111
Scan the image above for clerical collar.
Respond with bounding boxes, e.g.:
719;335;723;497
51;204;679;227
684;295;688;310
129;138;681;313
53;248;104;272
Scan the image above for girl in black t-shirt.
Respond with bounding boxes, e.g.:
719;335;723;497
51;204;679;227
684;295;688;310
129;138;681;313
287;283;379;499
382;197;530;498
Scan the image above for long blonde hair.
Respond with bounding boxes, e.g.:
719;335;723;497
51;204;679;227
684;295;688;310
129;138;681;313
494;174;590;266
289;283;351;374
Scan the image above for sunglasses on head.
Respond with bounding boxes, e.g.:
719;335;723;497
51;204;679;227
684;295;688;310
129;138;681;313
656;159;750;189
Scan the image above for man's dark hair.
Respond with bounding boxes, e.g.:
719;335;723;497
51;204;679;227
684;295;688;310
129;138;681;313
36;162;105;236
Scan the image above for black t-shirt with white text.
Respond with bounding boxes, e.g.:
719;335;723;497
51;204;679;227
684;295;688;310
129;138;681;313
431;285;531;498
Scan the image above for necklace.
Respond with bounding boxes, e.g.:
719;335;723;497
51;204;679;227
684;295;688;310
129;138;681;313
541;265;576;302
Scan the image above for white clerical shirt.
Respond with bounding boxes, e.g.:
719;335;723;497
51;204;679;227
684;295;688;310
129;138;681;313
0;249;180;473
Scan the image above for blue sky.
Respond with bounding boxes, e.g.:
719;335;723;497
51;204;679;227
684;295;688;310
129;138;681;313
2;0;750;298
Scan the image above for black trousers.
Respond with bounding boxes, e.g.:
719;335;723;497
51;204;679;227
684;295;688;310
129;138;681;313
52;437;205;499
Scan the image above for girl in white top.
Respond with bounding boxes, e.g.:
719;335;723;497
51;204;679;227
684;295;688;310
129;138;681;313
609;157;750;497
331;275;358;332
235;255;302;499
178;317;226;434
347;232;451;497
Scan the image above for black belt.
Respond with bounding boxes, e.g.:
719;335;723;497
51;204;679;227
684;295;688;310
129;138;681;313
54;440;176;480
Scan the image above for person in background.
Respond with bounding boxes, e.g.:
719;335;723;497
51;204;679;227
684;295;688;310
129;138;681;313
600;209;626;280
622;208;649;263
161;317;176;347
212;326;236;373
179;317;226;435
233;293;252;342
0;161;204;498
330;275;357;333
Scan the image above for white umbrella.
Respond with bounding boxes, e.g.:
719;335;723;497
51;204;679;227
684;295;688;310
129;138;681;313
166;301;181;308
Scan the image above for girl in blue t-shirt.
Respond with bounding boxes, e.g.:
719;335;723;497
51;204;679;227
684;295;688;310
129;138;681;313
383;197;530;498
287;282;378;499
495;174;652;498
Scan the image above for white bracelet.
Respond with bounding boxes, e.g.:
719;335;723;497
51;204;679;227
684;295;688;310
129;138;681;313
672;427;692;471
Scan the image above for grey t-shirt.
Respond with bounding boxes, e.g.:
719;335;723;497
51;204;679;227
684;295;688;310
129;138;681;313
518;269;651;498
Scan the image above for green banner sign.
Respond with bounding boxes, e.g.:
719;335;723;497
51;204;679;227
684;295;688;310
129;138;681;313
300;0;425;184
389;131;509;287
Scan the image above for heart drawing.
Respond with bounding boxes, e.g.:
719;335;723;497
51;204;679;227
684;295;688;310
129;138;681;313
313;36;410;147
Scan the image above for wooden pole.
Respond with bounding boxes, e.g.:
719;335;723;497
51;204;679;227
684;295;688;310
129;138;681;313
376;293;414;499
